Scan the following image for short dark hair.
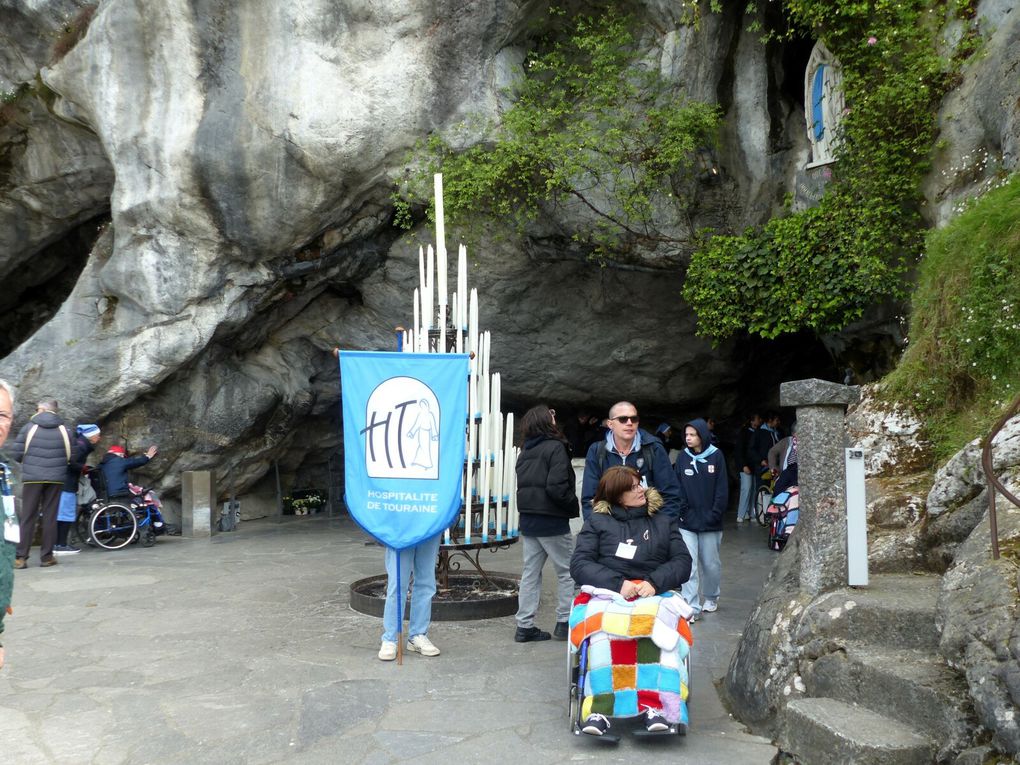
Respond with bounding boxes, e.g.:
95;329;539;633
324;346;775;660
593;465;641;507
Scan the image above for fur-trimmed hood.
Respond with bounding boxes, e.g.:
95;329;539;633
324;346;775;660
592;487;663;516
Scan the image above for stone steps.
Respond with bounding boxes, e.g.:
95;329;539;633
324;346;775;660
798;573;941;650
779;574;974;763
782;698;936;765
801;643;974;759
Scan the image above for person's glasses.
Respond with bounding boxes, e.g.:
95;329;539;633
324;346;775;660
626;484;644;492
613;415;639;424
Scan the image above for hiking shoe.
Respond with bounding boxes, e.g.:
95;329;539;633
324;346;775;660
553;621;569;641
702;600;718;613
13;558;27;570
406;634;440;656
53;544;80;555
581;713;610;736
378;641;397;661
514;626;551;643
687;611;699;623
40;556;58;567
644;708;669;732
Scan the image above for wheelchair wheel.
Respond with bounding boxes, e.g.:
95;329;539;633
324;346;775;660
89;503;138;550
72;508;93;546
140;526;156;548
754;486;771;526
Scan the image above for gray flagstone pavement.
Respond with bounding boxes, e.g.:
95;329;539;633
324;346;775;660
1;514;777;764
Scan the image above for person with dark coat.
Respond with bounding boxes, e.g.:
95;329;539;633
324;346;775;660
735;413;762;523
99;443;157;499
571;465;691;598
580;401;681;520
674;418;728;621
570;465;693;736
11;397;71;568
54;424;101;555
513;405;578;643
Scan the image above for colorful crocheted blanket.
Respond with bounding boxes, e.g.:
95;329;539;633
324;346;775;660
569;587;693;724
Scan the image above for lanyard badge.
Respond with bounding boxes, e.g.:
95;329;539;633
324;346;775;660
2;462;19;544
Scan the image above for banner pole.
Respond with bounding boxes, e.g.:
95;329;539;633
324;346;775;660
396;547;403;666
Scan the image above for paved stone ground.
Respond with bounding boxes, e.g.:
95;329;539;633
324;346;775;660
1;515;777;764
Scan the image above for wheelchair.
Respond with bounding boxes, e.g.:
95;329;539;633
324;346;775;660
567;590;693;743
84;486;168;550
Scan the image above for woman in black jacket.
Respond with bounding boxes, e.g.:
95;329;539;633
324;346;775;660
514;405;578;643
570;466;691;600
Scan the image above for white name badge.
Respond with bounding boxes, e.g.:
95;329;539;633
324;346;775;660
639;476;648;489
3;495;19;545
615;541;637;560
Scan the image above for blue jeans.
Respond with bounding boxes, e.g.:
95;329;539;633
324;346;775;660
381;533;442;643
679;529;723;613
737;471;755;520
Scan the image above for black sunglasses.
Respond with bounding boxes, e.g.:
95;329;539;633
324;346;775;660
612;415;640;424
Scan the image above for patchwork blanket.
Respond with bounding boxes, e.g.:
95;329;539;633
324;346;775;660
569;586;693;724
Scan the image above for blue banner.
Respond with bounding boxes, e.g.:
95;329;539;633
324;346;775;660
340;351;468;550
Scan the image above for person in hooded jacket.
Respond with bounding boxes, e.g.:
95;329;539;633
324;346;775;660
570;465;692;736
513;405;578;643
11;397;71;568
674;418;728;621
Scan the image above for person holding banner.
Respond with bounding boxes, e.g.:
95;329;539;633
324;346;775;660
337;350;468;664
513;405;578;643
379;534;442;660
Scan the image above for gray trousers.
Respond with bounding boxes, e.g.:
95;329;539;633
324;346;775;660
515;533;575;628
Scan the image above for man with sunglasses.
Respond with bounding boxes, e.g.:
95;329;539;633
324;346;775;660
580;402;681;521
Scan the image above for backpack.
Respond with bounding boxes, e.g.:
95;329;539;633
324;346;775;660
595;441;657;483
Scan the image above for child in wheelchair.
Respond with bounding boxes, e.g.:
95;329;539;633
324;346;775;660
568;466;694;739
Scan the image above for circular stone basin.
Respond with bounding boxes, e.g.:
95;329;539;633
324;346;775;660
349;571;520;621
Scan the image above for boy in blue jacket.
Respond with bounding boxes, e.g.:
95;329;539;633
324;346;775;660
674;418;728;620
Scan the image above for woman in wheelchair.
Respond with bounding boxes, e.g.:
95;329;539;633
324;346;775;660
569;465;693;737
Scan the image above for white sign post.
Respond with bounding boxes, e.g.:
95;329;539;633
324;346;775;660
845;448;868;586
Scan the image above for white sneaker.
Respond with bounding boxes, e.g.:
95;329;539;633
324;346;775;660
378;641;397;661
736;518;745;524
406;634;440;656
702;600;718;613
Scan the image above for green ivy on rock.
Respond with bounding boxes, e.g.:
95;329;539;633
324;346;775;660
684;0;953;341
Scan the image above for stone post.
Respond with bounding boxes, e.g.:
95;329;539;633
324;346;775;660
182;470;217;538
780;379;861;595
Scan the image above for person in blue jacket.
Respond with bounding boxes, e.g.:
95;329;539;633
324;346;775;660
674;418;728;621
580;401;681;521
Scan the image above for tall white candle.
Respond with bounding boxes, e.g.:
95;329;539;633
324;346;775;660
418;246;425;299
439;305;446;354
509;446;519;535
469;289;479;357
480;454;490;542
493;447;503;540
425;245;434;331
458;244;468;328
413;288;420;352
434;173;447;308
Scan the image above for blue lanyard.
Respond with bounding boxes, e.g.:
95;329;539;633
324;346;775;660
0;462;12;497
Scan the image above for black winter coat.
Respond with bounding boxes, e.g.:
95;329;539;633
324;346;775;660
11;411;71;483
570;489;691;594
63;436;95;492
515;436;578;518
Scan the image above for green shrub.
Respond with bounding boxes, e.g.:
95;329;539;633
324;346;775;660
885;174;1020;459
395;7;721;259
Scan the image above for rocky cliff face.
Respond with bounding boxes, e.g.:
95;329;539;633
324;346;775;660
0;0;1017;509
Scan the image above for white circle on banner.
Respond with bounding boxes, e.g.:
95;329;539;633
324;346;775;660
363;376;440;479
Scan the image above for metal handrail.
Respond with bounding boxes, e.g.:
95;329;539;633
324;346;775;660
980;391;1020;560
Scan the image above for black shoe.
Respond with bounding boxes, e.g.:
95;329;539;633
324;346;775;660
514;626;551;643
581;713;610;736
643;708;669;732
553;621;569;640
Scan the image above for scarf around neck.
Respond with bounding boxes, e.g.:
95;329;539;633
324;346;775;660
683;443;718;473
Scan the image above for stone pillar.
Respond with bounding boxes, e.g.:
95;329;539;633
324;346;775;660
182;470;217;538
780;379;861;596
